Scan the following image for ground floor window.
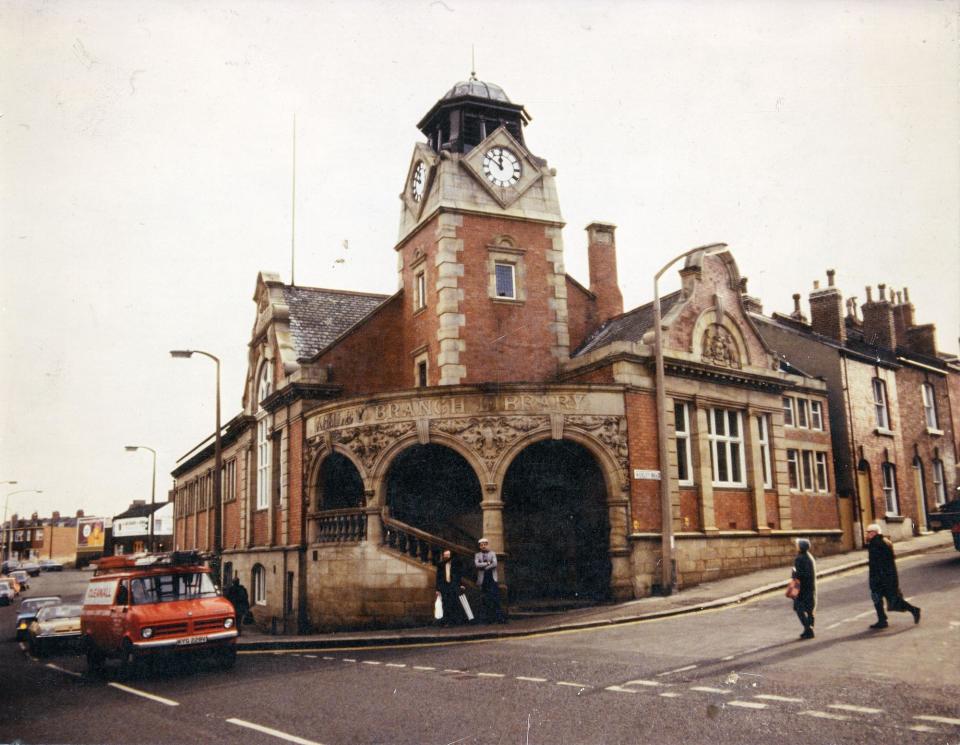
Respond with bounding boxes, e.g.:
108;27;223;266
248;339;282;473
932;459;946;505
881;463;899;515
252;564;266;606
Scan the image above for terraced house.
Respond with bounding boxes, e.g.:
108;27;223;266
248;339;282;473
172;77;854;633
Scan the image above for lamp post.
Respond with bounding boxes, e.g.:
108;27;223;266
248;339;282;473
654;242;727;596
124;445;157;552
2;488;43;563
170;349;222;581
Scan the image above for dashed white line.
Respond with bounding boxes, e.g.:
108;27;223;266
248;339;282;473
361;661;381;666
729;700;768;710
800;710;851;721
343;658;356;663
755;694;804;703
385;663;406;668
303;654;317;659
915;714;960;726
829;703;883;715
108;682;179;707
516;676;548;682
45;663;82;678
443;669;463;673
721;655;735;661
227;718;325;745
557;681;590;688
322;656;334;660
476;672;505;678
413;665;435;671
659;692;682;698
910;725;942;733
690;686;731;695
658;664;697;676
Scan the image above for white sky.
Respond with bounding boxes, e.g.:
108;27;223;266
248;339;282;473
2;0;958;521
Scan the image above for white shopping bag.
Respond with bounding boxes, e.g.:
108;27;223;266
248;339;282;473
434;595;443;620
458;593;474;621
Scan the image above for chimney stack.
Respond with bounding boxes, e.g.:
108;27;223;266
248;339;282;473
586;222;623;325
790;293;807;323
52;511;60;521
808;269;846;343
861;284;898;350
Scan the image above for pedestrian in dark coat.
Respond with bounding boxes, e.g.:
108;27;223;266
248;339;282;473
435;549;466;625
474;538;506;624
865;523;920;629
224;577;250;624
792;538;817;639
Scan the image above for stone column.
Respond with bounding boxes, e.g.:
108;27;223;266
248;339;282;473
607;492;634;600
746;408;770;533
364;490;381;544
694;403;719;533
481;486;506;591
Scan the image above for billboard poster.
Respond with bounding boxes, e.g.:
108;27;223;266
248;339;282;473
77;518;105;549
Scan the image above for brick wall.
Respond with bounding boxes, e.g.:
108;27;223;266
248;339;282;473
713;489;755;530
625;390;660;531
565;276;596;353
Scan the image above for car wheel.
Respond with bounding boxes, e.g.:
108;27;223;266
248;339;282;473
119;640;140;679
85;638;106;675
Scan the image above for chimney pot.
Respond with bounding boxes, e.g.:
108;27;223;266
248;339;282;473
878;283;886;301
903;287;910;303
793;293;801;310
813;280;820;290
865;286;873;302
827;269;836;287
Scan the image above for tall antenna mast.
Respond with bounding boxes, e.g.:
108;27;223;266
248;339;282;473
470;45;476;79
290;113;297;286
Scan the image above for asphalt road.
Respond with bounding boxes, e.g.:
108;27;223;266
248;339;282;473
1;548;958;745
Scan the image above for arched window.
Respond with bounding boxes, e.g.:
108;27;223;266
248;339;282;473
256;362;273;510
252;564;266;606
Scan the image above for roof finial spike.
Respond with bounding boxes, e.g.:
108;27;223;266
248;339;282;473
470;45;477;80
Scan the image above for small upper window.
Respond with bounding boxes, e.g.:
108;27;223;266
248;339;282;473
873;378;890;430
921;383;939;430
757;415;772;489
810;401;824;431
932;459;947;505
782;396;795;427
414;270;426;311
674;402;693;486
797;399;809;428
494;262;516;299
881;462;899;515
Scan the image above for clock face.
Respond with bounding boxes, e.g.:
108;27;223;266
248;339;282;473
482;147;521;187
410;161;427;202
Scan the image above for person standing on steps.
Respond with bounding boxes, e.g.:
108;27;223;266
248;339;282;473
435;549;466;626
866;523;921;629
792;538;817;639
474;537;506;624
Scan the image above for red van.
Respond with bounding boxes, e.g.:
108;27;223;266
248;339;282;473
81;551;237;674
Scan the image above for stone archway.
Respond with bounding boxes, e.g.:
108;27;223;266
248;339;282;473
384;444;483;547
317;452;364;510
502;439;610;603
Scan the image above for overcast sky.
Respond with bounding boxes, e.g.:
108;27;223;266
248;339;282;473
2;0;958;522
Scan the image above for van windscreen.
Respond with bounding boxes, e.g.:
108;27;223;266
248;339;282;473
129;572;218;605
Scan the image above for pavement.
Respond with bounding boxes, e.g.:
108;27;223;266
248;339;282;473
237;530;956;651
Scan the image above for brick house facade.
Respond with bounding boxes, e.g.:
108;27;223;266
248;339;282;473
172;77;852;632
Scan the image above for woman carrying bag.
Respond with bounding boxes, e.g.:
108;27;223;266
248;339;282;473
790;538;817;639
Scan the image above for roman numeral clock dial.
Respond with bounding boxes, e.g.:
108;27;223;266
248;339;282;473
482;147;521;187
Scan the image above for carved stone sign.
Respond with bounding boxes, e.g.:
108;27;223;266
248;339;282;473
701;324;741;369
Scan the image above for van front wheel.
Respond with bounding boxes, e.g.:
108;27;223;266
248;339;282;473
119;640;140;679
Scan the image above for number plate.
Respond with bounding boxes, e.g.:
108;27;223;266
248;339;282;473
176;635;208;646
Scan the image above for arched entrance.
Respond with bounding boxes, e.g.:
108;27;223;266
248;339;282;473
384;444;482;547
503;440;610;603
318;452;364;510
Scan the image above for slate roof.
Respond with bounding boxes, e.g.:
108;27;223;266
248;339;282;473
574;290;684;357
282;286;390;360
112;502;166;520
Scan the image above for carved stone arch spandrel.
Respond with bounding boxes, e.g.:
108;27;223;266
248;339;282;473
332;421;417;481
304;438;370;512
431;415;549;478
691;308;751;369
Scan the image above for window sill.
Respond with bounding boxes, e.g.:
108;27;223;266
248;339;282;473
884;514;905;523
413;306;427;317
874;427;895;438
491;296;523;305
926;427;944;437
711;484;748;490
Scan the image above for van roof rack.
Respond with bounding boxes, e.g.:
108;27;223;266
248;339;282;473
93;550;208;575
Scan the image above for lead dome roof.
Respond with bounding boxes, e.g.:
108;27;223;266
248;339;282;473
441;77;511;103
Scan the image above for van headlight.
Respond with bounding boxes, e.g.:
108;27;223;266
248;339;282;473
223;617;234;629
141;627;154;639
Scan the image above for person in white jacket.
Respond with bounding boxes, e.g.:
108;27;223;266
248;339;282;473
474;538;506;624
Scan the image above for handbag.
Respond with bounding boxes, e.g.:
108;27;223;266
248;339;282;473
458;593;475;621
434;595;443;620
785;578;801;600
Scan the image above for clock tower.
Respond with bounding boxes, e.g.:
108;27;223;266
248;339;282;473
396;75;569;387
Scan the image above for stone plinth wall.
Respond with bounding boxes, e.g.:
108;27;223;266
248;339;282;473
305;542;435;630
629;532;845;596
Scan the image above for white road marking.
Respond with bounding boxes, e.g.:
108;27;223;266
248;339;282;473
557;681;590;688
658;664;697;676
303;654;317;659
343;658;356;663
45;663;82;678
476;672;505;678
825;610;875;630
659;692;682;698
322;656;334;660
385;663;406;668
690;686;731;694
108;682;179;707
361;661;381;665
227;718;326;745
443;669;463;673
413;665;436;671
605;679;663;693
755;694;804;703
910;725;941;733
829;703;883;715
729;700;768;710
800;710;851;721
915;714;960;726
516;676;548;682
721;655;735;661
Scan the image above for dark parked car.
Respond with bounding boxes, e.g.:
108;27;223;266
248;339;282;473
10;570;29;591
38;559;64;572
22;562;41;577
15;596;61;641
0;580;15;606
927;496;960;551
1;560;21;574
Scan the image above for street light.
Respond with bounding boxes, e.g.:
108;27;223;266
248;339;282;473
125;445;157;551
2;489;43;562
170;349;222;580
653;242;727;596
